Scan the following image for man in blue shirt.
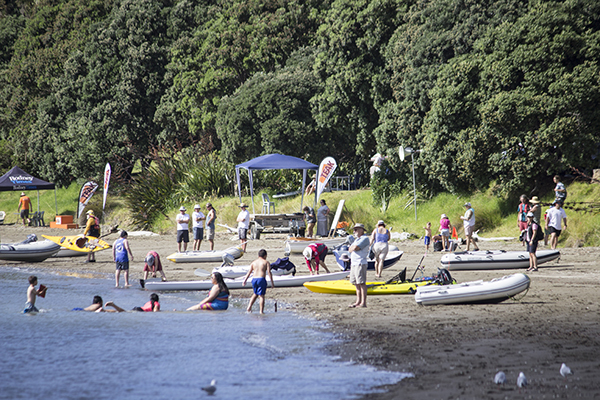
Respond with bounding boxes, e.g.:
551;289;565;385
348;223;370;308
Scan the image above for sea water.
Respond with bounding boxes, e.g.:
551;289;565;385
0;266;409;400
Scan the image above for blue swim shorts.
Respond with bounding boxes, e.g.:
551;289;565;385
424;236;431;245
252;277;267;296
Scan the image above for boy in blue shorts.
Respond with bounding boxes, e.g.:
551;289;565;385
242;249;274;314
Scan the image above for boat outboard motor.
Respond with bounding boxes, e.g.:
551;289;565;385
19;234;38;245
220;253;235;268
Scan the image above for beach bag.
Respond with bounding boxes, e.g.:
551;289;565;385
433;240;443;252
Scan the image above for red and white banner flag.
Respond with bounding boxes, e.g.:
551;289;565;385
316;157;337;201
103;163;111;210
77;181;99;218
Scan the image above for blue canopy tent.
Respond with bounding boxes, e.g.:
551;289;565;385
235;154;318;214
0;166;58;215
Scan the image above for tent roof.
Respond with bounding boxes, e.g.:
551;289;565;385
236;154;318;171
0;166;55;192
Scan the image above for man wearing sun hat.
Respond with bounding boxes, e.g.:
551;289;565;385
18;192;32;226
236;203;250;252
460;202;479;252
192;204;206;251
176;206;190;253
348;223;370;308
302;243;330;275
83;210;100;263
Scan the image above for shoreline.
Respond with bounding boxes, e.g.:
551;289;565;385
2;225;599;398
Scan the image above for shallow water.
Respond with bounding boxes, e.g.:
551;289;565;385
0;266;409;400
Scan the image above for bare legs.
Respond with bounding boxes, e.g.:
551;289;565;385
115;269;130;287
349;284;367;308
247;294;266;314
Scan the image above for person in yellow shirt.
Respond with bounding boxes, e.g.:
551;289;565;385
83;210;101;263
18;192;32;226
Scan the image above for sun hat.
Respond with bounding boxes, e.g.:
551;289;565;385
194;204;201;209
377;220;385;226
239;203;248;208
206;203;212;207
352;223;365;230
530;196;540;204
441;213;447;219
145;254;155;266
340;253;350;262
86;210;94;215
179;206;186;211
463;202;471;207
20;192;25;196
526;212;534;218
302;247;313;260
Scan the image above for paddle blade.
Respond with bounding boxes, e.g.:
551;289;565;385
194;269;212;277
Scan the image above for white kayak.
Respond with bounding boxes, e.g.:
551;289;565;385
144;271;350;291
284;237;347;255
166;246;244;263
332;248;403;271
415;273;531;305
440;249;560;270
0;240;61;262
208;264;296;279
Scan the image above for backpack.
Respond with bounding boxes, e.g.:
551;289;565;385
433;268;454;285
433;240;443;252
535;225;544;242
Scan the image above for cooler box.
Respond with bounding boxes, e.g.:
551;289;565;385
50;215;78;229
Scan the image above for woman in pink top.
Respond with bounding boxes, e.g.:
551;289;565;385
439;214;452;251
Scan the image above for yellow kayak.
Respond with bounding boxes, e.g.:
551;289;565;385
42;235;111;254
303;278;438;295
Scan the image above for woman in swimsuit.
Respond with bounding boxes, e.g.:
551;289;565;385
187;272;229;311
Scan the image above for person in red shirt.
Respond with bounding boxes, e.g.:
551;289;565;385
18;192;32;226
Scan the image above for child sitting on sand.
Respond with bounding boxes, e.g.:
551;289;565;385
24;275;46;313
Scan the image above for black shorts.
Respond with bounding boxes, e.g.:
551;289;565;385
20;210;29;219
548;226;562;237
238;228;248;240
193;227;204;241
527;241;538;254
177;230;189;243
116;261;129;271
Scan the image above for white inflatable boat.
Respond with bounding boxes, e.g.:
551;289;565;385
415;273;531;305
166;246;244;263
440;249;560;270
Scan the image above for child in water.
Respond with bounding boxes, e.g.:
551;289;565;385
133;293;160;312
24;275;46;313
423;222;432;253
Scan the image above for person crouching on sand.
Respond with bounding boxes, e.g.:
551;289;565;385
242;249;274;314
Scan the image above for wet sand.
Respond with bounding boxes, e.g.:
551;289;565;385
2;225;599;398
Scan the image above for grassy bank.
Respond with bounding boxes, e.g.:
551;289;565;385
2;181;599;247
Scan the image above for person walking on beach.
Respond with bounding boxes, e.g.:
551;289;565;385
370;220;390;279
206;203;216;251
439;214;452;251
525;212;540;271
529;196;542;225
546;200;568;250
176;206;190;253
303;206;316;238
24;275;47;313
317;199;330;237
113;230;133;287
517;195;531;246
460;202;479;252
236;203;250;252
192;204;205;251
423;222;432;253
348;223;370;308
18;192;32;226
553;175;567;204
83;210;101;263
242;249;274;314
302;243;330;275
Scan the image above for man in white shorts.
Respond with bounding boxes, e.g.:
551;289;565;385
460;202;479;252
348;223;370;308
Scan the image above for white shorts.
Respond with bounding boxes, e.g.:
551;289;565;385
349;263;367;285
372;242;389;261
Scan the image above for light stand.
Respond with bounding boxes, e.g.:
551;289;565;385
399;146;422;221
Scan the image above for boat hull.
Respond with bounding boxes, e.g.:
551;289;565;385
441;250;560;270
284;238;347;255
42;235;111;254
304;278;435;295
415;273;531;305
211;265;294;279
144;271;349;291
0;240;61;262
166;246;244;263
333;249;403;271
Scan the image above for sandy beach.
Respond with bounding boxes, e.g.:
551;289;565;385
2;224;599;399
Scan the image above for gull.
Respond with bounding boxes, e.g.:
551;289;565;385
201;379;217;395
560;363;573;378
517;372;527;388
494;371;506;384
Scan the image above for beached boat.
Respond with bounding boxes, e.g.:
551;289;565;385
415;273;531;305
440;249;560;270
332;249;403;271
166;246;244;263
209;264;296;279
284;237;348;255
304;277;436;295
144;271;349;291
43;235;111;257
0;239;60;262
